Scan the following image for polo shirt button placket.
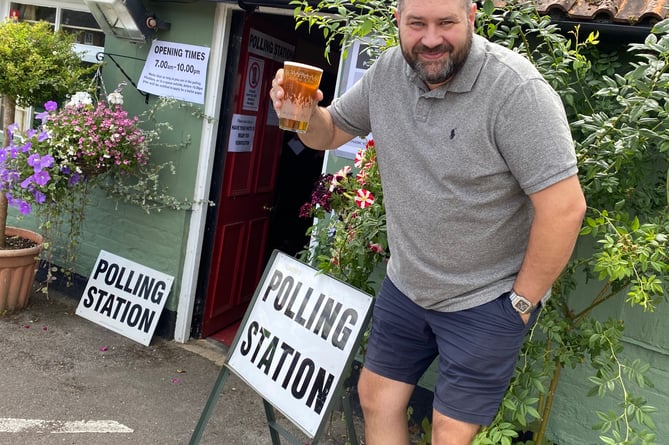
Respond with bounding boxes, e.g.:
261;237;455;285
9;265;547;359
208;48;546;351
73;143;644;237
415;96;430;122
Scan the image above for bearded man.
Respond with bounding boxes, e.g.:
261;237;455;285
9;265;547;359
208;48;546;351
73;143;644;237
270;0;586;443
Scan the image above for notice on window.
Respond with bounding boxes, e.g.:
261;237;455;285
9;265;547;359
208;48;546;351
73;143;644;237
228;114;257;153
76;250;174;346
334;39;373;159
138;40;210;104
243;57;265;112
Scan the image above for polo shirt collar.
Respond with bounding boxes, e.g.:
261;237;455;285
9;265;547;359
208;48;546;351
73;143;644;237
405;33;486;97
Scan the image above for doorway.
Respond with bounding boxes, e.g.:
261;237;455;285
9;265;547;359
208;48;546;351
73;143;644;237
194;10;339;342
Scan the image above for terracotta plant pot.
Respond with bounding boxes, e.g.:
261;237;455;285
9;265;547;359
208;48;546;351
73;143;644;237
0;226;43;313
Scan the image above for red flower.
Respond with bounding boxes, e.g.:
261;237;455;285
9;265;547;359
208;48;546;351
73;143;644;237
354;149;365;169
369;243;385;254
334;165;351;179
355;189;375;208
330;166;351;191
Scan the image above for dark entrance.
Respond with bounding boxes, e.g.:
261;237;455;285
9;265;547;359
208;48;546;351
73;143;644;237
194;10;338;340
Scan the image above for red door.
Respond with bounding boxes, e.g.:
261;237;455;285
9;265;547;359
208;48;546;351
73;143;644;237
201;17;292;336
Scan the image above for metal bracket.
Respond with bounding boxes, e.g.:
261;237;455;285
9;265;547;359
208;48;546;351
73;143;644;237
96;52;150;104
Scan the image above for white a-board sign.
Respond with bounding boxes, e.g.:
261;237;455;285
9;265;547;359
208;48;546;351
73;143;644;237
76;250;174;346
226;250;374;439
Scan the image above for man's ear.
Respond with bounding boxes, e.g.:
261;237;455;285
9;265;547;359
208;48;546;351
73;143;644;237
468;3;477;25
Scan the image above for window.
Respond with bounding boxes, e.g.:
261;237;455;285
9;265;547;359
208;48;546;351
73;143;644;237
1;2;105;132
8;3;56;23
61;8;107;62
9;2;106;63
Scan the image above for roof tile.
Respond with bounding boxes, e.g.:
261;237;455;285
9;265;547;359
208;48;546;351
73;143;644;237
494;0;668;26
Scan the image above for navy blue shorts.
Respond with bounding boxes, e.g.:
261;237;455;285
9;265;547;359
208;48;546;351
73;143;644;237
363;278;540;425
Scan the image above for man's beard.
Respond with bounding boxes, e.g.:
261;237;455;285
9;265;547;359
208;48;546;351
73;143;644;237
401;29;472;85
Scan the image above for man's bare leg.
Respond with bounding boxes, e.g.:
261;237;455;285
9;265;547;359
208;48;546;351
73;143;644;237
431;409;480;445
358;367;415;445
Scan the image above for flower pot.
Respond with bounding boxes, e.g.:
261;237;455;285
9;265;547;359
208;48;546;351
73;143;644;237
0;226;43;313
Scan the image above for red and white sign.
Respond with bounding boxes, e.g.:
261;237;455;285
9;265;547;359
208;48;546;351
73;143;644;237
243;56;264;112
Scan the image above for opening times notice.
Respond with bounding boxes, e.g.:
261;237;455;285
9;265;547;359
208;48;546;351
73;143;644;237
138;40;211;104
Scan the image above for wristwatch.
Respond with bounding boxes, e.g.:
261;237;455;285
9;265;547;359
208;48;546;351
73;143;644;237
509;290;536;314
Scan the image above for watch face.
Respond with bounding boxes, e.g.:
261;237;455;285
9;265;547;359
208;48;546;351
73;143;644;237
514;298;531;313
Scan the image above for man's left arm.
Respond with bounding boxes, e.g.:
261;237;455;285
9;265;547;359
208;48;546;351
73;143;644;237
513;175;587;322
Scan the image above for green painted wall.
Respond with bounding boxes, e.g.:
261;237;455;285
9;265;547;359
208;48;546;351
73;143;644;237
546;277;669;443
8;1;218;313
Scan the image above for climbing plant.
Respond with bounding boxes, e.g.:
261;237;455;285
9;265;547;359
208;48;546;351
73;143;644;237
292;0;669;443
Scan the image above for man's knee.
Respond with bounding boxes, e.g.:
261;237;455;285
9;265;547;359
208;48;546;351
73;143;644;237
357;367;414;415
357;367;380;413
431;409;480;445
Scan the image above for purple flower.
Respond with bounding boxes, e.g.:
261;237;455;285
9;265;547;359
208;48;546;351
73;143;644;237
17;200;31;215
68;173;82;185
34;190;46;204
44;101;58;111
35;110;49;123
32;170;51;186
6;123;18;139
41;154;55;168
27;153;54;171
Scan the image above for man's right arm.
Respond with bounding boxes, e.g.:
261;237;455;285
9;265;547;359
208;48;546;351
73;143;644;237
270;68;356;150
297;106;357;150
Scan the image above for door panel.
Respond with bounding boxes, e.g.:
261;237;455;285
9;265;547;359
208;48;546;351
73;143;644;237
201;15;292;336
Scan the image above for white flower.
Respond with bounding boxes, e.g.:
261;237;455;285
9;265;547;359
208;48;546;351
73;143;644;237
67;91;93;108
107;91;124;105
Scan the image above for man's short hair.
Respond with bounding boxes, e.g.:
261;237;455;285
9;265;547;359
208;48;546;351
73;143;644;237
397;0;473;13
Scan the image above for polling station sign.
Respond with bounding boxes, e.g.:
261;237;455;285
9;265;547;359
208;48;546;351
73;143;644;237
226;251;373;439
76;251;174;346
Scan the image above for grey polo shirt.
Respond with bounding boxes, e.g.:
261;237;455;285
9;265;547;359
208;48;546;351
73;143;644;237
328;34;578;311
